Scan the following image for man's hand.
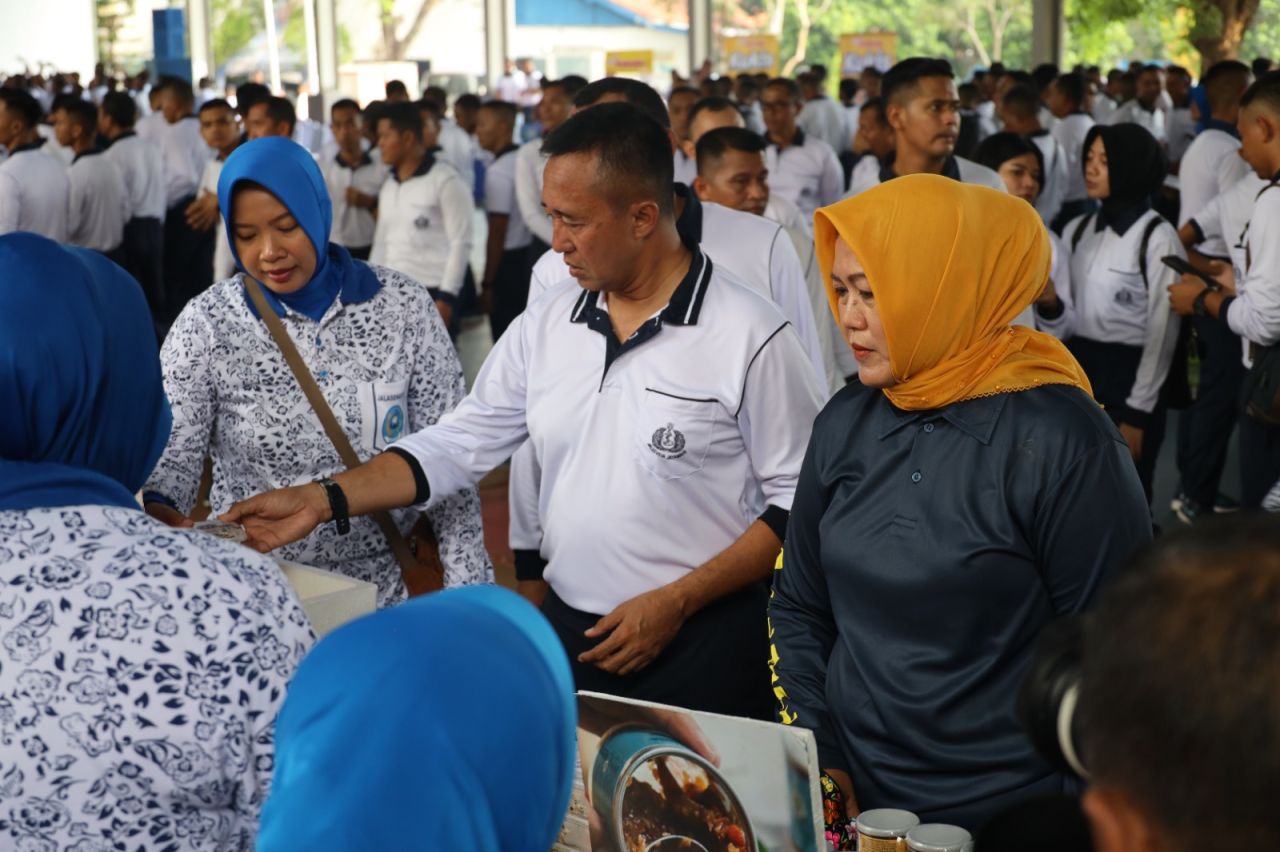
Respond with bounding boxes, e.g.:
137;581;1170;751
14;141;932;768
478;285;495;315
184;193;220;230
1119;422;1144;461
435;299;453;328
220;483;331;553
1204;259;1236;294
1168;276;1206;316
579;585;687;675
345;187;375;211
1036;276;1060;307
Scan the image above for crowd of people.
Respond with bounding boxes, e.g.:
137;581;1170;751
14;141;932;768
3;44;1280;851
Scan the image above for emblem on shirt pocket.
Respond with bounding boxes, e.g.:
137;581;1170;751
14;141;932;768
382;404;405;444
648;423;687;459
361;379;410;452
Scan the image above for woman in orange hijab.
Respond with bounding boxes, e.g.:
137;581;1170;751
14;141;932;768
768;175;1151;835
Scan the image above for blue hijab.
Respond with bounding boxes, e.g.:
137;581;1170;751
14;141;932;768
217;137;380;322
0;234;171;511
257;586;578;852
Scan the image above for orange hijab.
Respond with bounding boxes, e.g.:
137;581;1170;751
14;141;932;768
814;174;1092;410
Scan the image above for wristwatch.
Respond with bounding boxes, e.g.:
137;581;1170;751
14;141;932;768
315;477;350;535
1193;286;1213;318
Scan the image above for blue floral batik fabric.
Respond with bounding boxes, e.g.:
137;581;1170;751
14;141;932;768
0;506;314;851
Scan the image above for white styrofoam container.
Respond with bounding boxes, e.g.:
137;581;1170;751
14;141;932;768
276;561;377;637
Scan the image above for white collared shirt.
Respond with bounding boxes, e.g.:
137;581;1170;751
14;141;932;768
146;265;494;605
0;140;70;241
370;157;474;298
1225;180;1280;349
1178;129;1252;259
846;154;1005;197
438;120;476;195
1065;210;1183;414
103;132;167;220
159;115;213;209
395;251;824;613
66;150;130;251
1166;107;1197;163
1029;129;1069;226
1108;100;1167;144
514;138;551;245
484;147;531;250
797;95;853;154
323;151;387;250
765;130;844;221
1052;112;1095;203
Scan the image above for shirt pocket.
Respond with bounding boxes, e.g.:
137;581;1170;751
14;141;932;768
634;388;719;481
1104;266;1147;313
360;379;410;452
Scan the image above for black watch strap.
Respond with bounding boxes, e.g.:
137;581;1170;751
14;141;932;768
316;478;351;535
1193;286;1212;317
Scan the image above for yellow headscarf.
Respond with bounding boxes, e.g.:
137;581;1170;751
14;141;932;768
814;174;1093;411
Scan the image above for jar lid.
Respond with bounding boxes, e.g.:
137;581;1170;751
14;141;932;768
905;823;973;852
857;809;921;837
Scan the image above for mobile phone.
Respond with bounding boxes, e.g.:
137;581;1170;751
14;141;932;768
1161;255;1220;290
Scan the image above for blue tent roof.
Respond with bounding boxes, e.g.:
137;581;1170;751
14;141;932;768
516;0;686;31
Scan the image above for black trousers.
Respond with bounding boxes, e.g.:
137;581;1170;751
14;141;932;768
541;582;774;720
121;216;164;321
1177;317;1246;506
1238;376;1280;509
162;197;215;326
1069;337;1166;503
488;246;532;342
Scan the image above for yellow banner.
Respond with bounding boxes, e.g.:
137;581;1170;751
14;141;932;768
723;35;780;77
839;32;897;77
605;50;655;77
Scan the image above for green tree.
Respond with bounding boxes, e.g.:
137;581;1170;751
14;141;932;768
211;0;264;69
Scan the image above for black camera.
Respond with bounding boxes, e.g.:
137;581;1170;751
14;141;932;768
1017;616;1090;780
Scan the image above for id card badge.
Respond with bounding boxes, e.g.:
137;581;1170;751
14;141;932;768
361;380;409;451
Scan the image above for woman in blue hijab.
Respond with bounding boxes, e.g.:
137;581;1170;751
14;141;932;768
0;233;315;850
258;585;578;851
142;136;492;603
0;233;170;508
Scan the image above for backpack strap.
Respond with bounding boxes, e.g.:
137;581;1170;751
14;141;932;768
1137;214;1165;289
1071;212;1095;252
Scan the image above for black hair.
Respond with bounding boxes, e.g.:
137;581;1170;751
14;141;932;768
385;80;409;98
763;77;801;103
1031;63;1060;92
454;93;481;111
1077;515;1280;849
1241;70;1280;119
478;99;518;125
1252;58;1274;78
574;78;670;128
415;98;442;120
882;57;954;105
52;95;97;137
330;98;361;116
255;95;296;134
165;78;195;108
1001;84;1042;119
687;96;739;129
422;86;448;110
541;101;673;217
0;88;42;128
860;66;883;80
545;75;589;99
859;96;886;125
695;125;766;175
378;101;424;141
1053;73;1087;110
1004;69;1034;88
100;90;136;128
235;83;271;118
1166;64;1191;80
198;97;234;115
1202;60;1253;113
669;85;700;102
809;63;829;81
839;78;859;101
972;131;1044;196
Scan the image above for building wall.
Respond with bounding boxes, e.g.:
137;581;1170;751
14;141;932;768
513;25;687;84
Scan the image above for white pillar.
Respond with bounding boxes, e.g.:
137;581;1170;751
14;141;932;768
1032;0;1064;67
315;0;339;97
187;0;213;82
483;0;508;95
688;0;711;75
262;0;283;94
302;0;320;96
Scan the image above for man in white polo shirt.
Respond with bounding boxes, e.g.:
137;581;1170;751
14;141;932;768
225;103;825;719
0;89;69;242
848;58;1005;197
514;76;590;259
51;96;128;259
761;77;844;220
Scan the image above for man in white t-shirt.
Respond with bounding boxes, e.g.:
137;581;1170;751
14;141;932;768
323;99;385;261
190;99;241;282
495;59;526;104
475;101;530;341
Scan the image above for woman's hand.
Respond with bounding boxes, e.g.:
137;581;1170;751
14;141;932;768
144;502;194;528
1119;422;1144;461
